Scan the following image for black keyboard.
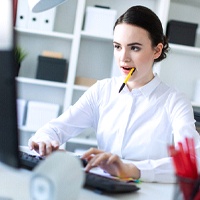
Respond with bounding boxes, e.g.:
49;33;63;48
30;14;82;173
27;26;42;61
19;151;140;193
19;151;45;170
84;172;140;193
19;151;87;169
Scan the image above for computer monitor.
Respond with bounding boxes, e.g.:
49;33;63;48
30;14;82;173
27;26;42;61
0;1;20;168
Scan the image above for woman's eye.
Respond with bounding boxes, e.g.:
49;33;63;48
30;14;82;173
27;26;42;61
131;46;140;51
114;44;121;50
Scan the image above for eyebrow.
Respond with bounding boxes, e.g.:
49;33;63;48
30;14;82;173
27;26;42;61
113;41;142;46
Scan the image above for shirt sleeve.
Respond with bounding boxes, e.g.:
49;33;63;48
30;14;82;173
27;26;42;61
123;157;176;183
30;82;100;145
124;92;200;183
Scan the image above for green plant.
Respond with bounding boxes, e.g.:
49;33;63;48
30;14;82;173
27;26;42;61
14;46;27;65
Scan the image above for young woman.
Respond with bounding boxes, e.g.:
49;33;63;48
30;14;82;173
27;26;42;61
28;5;200;183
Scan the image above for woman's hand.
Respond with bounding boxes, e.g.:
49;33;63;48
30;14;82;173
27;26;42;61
81;148;140;179
28;139;59;156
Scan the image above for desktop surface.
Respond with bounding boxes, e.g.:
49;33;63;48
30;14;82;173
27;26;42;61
0;148;176;200
80;181;175;200
0;164;175;200
17;146;175;200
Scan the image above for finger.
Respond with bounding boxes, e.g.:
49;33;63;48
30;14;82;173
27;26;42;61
85;153;109;172
45;141;53;155
51;140;59;150
28;140;39;151
107;154;120;165
81;148;103;159
84;156;99;172
38;142;47;156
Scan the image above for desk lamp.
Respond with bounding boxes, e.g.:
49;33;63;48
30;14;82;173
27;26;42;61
28;0;68;13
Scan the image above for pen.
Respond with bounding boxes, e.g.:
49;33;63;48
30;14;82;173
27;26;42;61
119;67;136;93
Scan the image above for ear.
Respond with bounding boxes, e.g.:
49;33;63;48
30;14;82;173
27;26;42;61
153;43;163;60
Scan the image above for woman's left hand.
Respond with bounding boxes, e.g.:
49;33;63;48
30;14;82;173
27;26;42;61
81;148;140;179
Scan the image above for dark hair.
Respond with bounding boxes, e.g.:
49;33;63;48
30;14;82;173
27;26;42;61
113;5;169;62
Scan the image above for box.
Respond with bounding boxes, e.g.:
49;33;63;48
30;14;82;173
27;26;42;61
25;101;60;130
83;6;117;37
166;20;198;46
16;99;27;127
36;56;68;82
75;76;97;87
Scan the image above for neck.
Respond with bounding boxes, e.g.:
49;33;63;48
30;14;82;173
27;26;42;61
127;73;154;91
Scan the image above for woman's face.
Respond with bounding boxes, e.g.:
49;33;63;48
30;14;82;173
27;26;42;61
113;23;163;89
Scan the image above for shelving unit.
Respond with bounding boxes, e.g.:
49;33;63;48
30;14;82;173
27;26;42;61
16;0;200;148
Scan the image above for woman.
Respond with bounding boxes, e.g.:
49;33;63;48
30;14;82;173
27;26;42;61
28;6;200;183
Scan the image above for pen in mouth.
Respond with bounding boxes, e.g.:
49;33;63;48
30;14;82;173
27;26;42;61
118;67;136;93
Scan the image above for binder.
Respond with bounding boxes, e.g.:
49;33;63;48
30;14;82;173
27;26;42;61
40;8;56;32
16;0;56;32
27;8;56;31
27;11;43;30
15;0;30;29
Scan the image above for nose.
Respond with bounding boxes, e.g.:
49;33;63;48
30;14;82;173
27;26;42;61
120;49;131;63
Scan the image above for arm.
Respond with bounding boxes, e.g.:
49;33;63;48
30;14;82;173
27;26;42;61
28;82;100;156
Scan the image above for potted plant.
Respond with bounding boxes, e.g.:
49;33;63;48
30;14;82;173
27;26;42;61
14;46;27;76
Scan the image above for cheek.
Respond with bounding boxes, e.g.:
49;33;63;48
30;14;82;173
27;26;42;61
114;51;120;62
135;52;155;65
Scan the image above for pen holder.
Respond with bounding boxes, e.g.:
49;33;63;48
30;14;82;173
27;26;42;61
174;175;200;200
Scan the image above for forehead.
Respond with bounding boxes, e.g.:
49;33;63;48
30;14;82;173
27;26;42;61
113;23;151;44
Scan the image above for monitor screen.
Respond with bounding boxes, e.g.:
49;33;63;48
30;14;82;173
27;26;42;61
0;1;20;168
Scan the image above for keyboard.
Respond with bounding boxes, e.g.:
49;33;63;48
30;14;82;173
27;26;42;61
19;151;140;193
19;151;45;170
19;151;87;170
84;172;140;193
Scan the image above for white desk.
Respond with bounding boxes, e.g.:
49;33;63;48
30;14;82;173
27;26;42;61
79;182;175;200
0;164;176;200
0;147;177;200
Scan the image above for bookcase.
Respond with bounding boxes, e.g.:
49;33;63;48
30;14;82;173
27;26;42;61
15;0;200;149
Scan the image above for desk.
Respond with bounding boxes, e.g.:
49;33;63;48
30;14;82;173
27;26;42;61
0;165;176;200
0;147;176;200
79;182;175;200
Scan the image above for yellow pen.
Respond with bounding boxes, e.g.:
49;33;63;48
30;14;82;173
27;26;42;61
119;67;136;93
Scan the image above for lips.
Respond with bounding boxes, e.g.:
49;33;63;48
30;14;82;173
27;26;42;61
121;66;134;74
122;67;132;70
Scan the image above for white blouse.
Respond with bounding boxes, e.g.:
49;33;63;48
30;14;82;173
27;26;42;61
31;74;200;183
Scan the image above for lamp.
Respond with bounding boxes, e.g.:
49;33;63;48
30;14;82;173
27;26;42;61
28;0;68;13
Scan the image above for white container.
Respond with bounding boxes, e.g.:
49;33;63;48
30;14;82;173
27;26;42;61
84;6;117;37
16;99;27;127
25;101;60;130
193;80;200;104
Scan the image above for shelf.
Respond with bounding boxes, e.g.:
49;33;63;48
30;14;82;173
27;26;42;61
67;137;97;146
16;77;68;89
18;126;36;133
81;31;113;41
168;43;200;56
172;0;200;7
15;27;74;40
192;101;200;108
73;84;89;91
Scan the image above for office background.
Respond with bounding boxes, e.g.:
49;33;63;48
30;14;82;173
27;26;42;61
14;0;200;152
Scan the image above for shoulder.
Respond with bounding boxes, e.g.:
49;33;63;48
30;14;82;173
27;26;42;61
160;82;192;114
90;77;122;93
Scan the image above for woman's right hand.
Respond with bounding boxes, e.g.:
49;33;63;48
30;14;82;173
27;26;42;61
28;139;59;156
